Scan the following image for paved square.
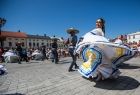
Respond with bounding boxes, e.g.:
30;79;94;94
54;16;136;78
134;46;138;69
0;57;140;95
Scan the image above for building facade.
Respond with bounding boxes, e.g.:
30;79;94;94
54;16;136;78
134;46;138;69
127;32;140;43
1;31;66;49
27;34;51;49
0;31;27;48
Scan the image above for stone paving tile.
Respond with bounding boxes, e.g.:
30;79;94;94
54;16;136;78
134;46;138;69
133;86;140;95
0;57;140;95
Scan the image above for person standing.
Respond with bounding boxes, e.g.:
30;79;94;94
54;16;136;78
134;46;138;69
65;27;79;72
51;39;58;64
114;35;123;45
0;47;4;63
16;42;22;64
41;46;47;61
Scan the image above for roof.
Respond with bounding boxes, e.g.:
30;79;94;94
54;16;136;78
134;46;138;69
50;36;64;42
27;34;51;39
0;31;27;38
128;32;140;35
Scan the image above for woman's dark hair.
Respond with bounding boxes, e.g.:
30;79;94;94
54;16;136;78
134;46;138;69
97;18;105;35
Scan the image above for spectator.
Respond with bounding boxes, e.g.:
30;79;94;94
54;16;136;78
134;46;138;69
51;39;58;64
41;46;47;61
114;35;123;45
16;42;22;64
0;47;4;63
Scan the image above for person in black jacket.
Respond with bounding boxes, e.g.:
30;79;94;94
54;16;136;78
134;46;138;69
16;42;29;63
41;46;46;61
16;43;22;64
51;39;58;64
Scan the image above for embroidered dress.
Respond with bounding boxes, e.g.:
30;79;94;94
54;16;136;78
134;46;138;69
75;30;135;80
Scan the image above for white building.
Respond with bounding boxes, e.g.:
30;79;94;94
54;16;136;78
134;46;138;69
27;34;51;48
127;32;140;43
1;31;66;49
1;31;27;48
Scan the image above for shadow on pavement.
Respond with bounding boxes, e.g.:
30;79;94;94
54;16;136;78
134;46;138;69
29;61;40;63
94;76;140;90
118;63;140;69
1;93;25;95
58;60;71;64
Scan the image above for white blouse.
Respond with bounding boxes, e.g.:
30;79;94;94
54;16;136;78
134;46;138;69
90;28;104;36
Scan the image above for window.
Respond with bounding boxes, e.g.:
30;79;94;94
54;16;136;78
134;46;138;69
9;42;12;47
22;42;24;46
37;43;39;47
129;35;130;39
133;35;135;39
29;42;32;46
33;43;35;46
15;42;18;46
46;43;48;47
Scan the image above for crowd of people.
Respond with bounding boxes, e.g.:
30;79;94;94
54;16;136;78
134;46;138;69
127;41;140;56
0;44;70;64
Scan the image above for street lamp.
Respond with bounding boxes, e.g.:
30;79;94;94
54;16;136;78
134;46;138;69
0;18;6;47
0;18;6;34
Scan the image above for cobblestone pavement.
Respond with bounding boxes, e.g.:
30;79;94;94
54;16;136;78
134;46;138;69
0;57;140;95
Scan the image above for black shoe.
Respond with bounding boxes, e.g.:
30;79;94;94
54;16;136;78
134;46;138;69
89;76;93;80
68;69;75;72
18;62;21;64
75;66;79;69
26;60;29;62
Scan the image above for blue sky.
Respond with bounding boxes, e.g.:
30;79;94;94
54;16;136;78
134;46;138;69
0;0;140;39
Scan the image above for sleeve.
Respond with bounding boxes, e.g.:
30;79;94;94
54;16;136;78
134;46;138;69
90;28;104;36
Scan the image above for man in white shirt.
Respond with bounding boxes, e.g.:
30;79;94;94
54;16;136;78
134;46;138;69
114;35;123;45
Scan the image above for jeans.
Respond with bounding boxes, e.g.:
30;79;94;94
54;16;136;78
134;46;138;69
68;47;78;70
52;49;58;64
